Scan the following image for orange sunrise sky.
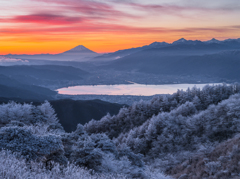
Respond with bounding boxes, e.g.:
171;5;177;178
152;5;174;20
1;0;240;54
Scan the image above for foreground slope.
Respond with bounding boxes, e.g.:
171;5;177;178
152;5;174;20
85;83;240;178
1;84;240;178
0;101;168;178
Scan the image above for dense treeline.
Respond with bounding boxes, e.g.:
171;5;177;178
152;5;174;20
1;83;240;178
116;94;240;172
84;83;240;178
85;83;240;138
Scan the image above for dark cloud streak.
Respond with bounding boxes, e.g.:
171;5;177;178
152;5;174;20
1;14;84;25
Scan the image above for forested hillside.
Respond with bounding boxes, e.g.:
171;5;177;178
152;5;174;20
1;84;240;178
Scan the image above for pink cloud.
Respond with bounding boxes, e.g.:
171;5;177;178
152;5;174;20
0;1;139;26
126;3;232;18
29;0;237;24
1;22;240;38
32;0;139;20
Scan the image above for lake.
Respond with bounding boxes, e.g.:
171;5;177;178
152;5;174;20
57;83;221;96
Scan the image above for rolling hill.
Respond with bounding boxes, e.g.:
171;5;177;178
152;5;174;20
0;74;56;100
0;65;89;86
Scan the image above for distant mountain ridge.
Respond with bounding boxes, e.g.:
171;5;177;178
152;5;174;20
93;37;240;61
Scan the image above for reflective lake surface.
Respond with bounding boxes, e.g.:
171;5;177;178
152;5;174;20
57;83;221;96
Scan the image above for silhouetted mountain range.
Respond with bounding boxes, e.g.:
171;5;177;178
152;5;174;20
94;38;240;61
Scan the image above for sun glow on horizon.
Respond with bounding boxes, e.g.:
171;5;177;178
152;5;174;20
0;0;240;55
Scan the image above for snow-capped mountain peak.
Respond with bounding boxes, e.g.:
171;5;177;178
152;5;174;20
63;45;97;54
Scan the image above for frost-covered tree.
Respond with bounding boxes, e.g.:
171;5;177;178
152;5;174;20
168;134;240;179
0;127;67;164
0;150;130;179
85;83;240;139
115;93;240;174
0;101;64;134
70;133;117;170
116;101;198;158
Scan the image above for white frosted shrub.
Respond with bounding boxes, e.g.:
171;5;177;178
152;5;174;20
0;102;32;125
0;101;64;133
0;127;67;164
0;150;128;179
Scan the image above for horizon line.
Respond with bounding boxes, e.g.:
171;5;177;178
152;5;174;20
1;37;239;56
